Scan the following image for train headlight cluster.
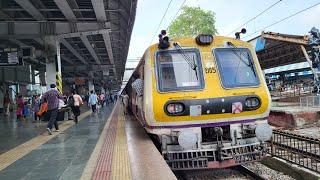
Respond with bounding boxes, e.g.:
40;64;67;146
196;34;213;45
245;97;260;109
166;103;185;115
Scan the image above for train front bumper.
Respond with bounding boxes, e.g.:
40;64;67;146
164;142;268;170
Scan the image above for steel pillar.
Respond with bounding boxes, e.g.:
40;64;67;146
45;36;62;92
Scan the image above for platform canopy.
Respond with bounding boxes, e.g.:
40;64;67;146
0;0;137;90
249;32;311;70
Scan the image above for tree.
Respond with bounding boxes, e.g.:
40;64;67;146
168;6;217;38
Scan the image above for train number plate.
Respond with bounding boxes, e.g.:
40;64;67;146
190;105;202;116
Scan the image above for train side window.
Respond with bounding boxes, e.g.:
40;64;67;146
156;49;204;92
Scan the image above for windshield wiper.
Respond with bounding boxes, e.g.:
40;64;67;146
173;42;199;80
247;52;256;77
227;42;256;77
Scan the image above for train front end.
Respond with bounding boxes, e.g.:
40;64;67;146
143;35;272;170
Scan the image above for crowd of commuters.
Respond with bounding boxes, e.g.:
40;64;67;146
0;84;120;135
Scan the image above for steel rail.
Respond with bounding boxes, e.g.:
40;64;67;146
235;165;267;180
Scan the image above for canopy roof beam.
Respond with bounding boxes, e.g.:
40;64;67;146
53;0;77;22
14;0;45;21
92;0;115;65
60;38;88;65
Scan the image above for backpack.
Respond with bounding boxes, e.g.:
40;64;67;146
68;96;75;106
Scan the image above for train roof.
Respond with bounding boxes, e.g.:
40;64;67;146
147;36;252;51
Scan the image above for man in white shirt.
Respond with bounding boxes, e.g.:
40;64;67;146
88;90;98;113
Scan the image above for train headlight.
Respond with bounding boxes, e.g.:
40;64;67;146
196;34;213;45
178;129;197;150
255;123;272;142
166;103;184;115
245;97;260;109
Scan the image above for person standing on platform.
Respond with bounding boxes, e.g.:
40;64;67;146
67;92;74;120
132;73;144;117
88;90;98;113
121;92;129;115
41;84;63;135
71;90;83;124
0;86;4;114
4;90;11;116
32;95;40;122
109;93;113;103
132;74;143;104
100;93;105;107
16;95;25;121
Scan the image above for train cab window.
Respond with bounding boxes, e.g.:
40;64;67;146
156;49;204;92
213;48;260;88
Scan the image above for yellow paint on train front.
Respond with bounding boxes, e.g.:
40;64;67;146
149;36;270;123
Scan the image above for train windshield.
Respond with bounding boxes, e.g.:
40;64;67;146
214;48;260;88
156;49;204;92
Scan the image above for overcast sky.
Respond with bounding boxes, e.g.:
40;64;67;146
123;0;320;80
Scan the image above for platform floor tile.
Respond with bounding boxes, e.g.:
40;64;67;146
0;105;114;180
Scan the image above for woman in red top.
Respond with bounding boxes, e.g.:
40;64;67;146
16;95;24;121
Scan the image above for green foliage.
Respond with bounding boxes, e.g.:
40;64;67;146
168;6;217;38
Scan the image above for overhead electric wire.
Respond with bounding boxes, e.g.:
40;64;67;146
243;2;320;39
166;0;187;30
149;0;173;45
226;0;283;36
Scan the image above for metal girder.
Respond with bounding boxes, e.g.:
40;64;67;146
62;64;114;72
1;8;122;12
57;29;109;39
53;0;77;22
0;10;13;21
8;39;28;47
92;0;115;65
14;0;45;21
261;31;309;45
60;38;88;65
80;36;101;64
0;22;104;39
60;55;74;65
34;38;44;45
102;31;114;65
91;0;107;21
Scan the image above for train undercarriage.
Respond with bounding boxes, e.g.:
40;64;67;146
159;122;271;170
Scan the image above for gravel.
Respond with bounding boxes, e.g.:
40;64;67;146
244;162;294;180
176;168;250;180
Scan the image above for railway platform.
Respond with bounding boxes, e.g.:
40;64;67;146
0;102;176;180
269;102;320;128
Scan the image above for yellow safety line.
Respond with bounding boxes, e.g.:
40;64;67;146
0;110;91;171
80;103;118;180
111;106;132;180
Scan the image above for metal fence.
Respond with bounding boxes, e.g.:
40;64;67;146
270;130;320;173
300;96;320;107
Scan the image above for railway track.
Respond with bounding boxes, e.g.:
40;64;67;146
175;165;268;180
269;129;320;174
235;165;268;180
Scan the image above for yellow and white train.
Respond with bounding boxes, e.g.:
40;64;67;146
124;32;272;170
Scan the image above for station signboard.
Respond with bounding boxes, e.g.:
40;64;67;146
0;48;23;66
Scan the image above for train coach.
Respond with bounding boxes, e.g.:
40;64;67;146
123;30;272;170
